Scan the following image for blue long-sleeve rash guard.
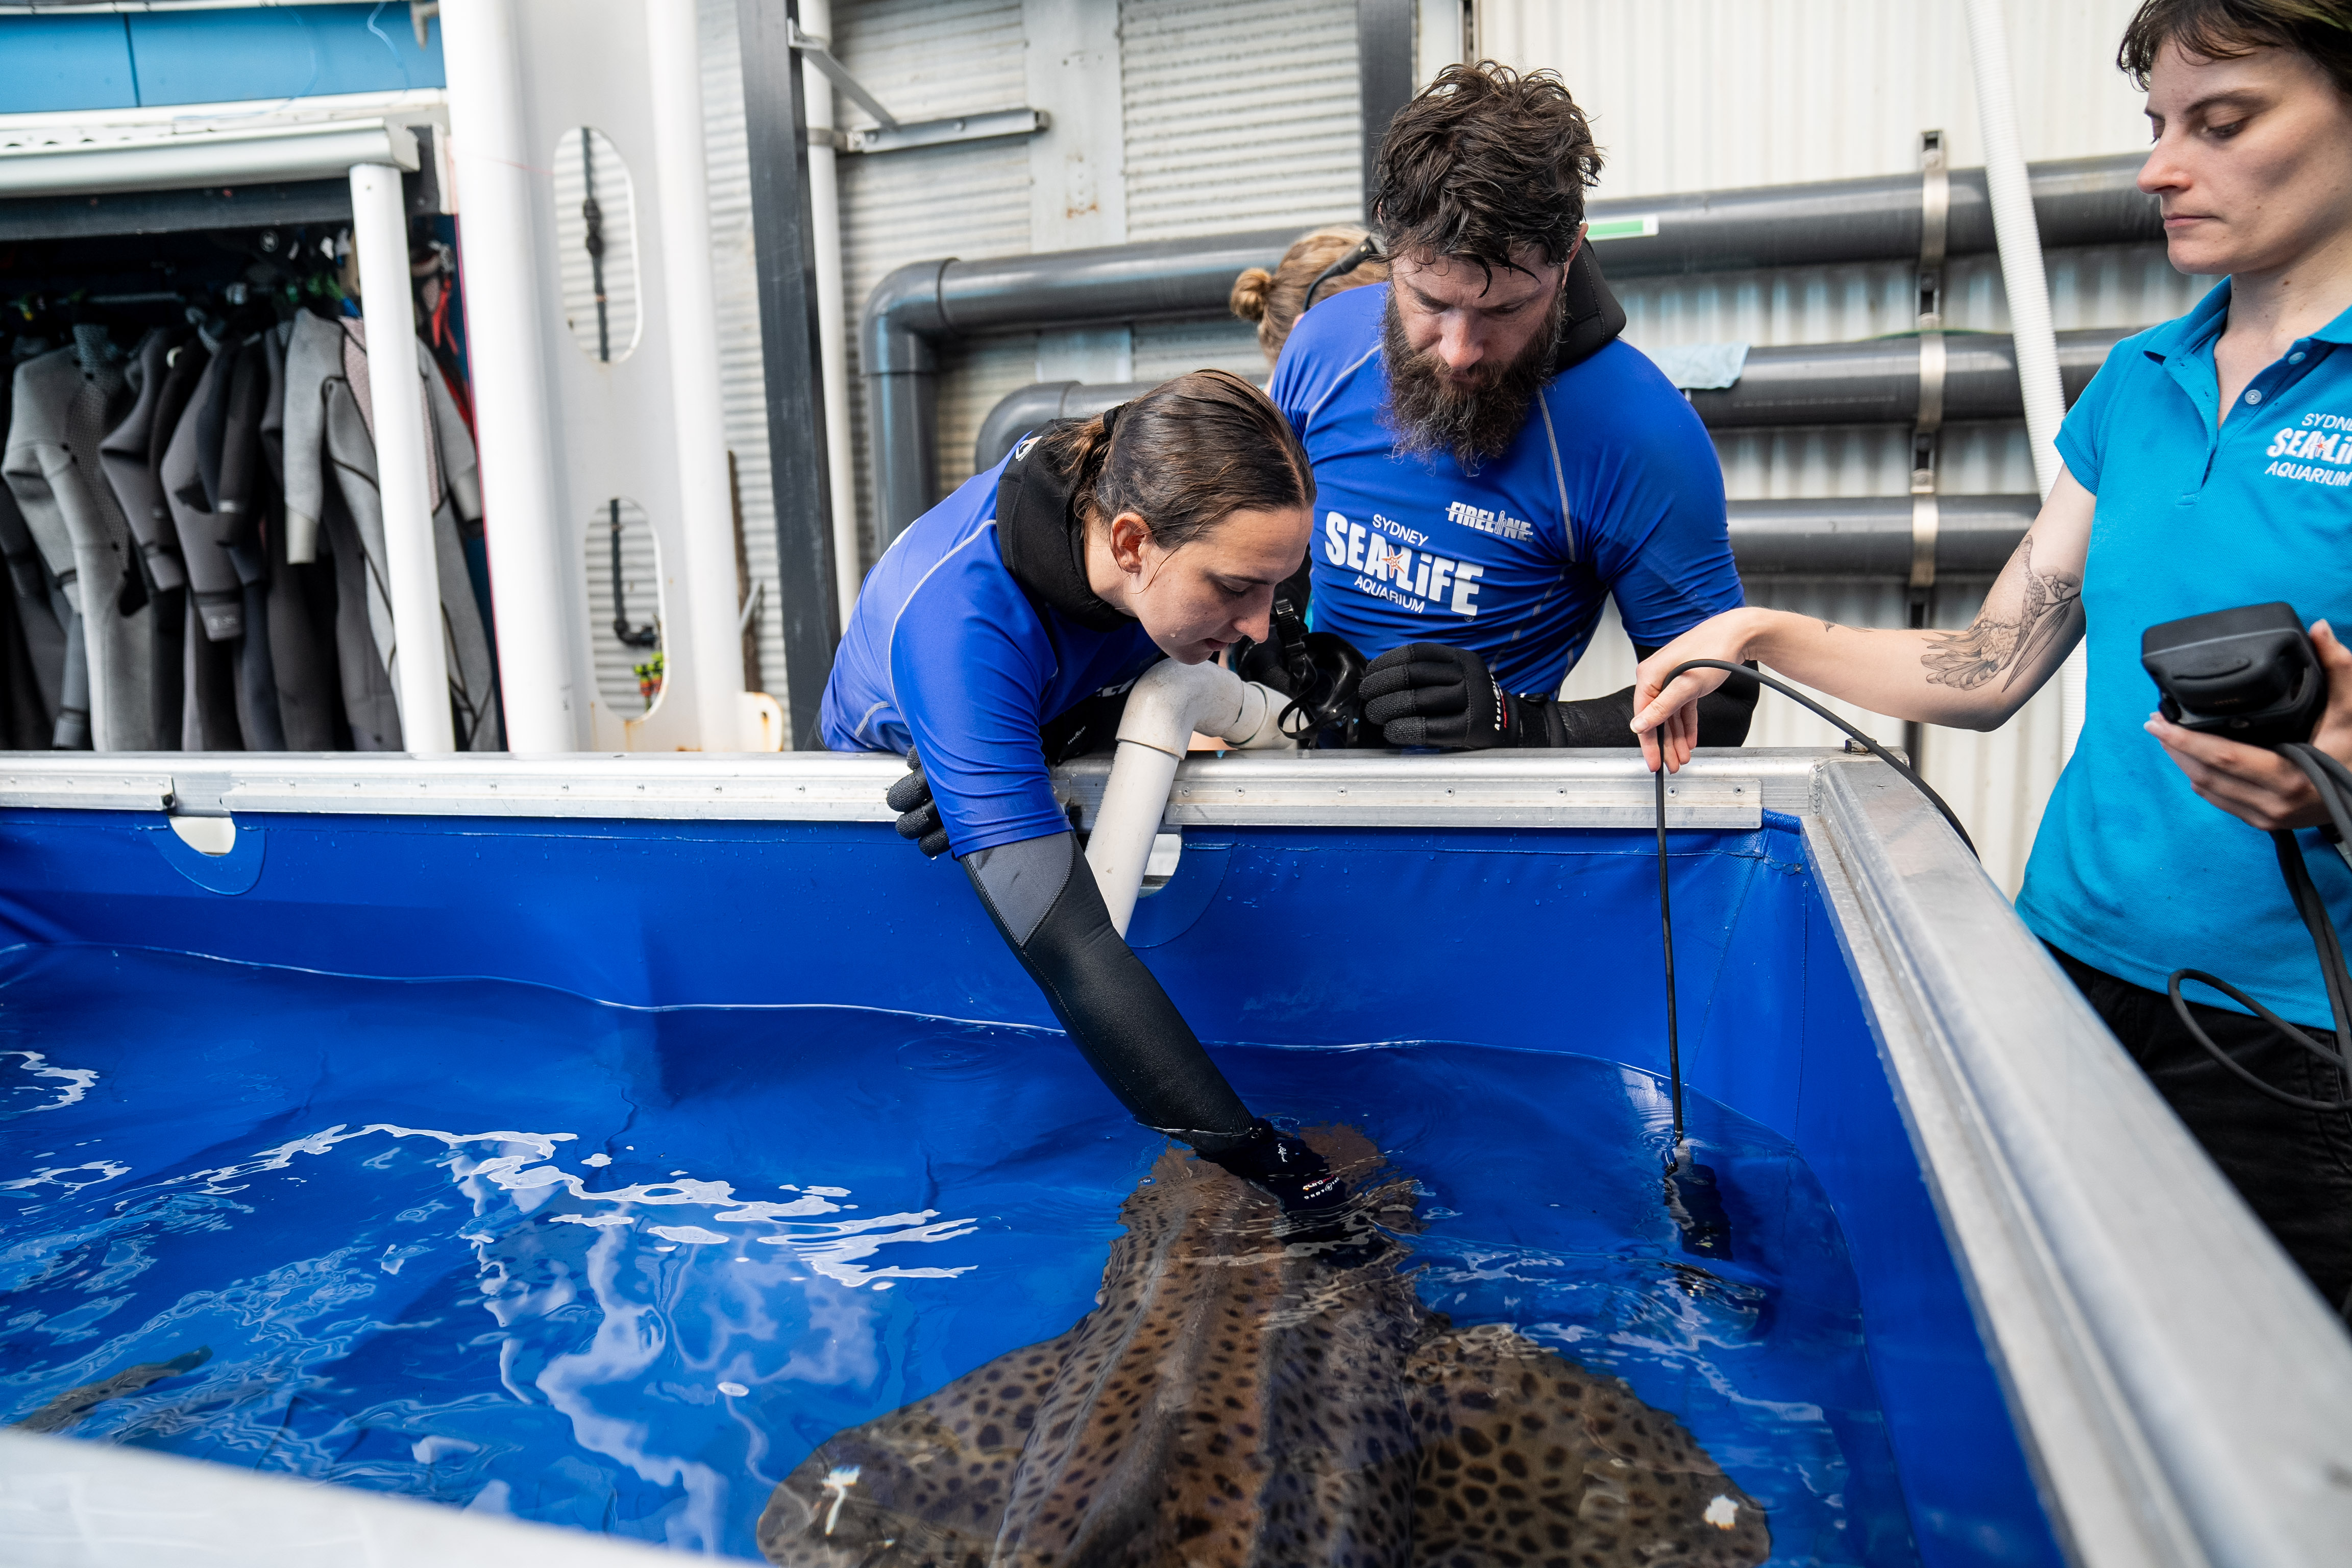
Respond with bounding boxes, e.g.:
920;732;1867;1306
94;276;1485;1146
1268;283;1743;695
820;456;1163;858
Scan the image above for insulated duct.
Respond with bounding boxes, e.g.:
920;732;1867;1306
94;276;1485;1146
864;228;1296;545
1688;326;2124;428
1582;153;2156;280
863;152;2155;542
973;327;2130;472
976;370;2036;577
1728;495;2034;577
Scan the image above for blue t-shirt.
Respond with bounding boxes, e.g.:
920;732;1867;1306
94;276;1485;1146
819;458;1163;858
2019;281;2352;1027
1267;283;1744;695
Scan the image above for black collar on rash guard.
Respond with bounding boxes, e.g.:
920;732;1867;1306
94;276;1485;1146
994;425;1132;634
1550;243;1627;376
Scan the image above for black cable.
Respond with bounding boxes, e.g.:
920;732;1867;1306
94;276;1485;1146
1302;234;1383;311
2167;741;2352;1112
1652;658;1978;1149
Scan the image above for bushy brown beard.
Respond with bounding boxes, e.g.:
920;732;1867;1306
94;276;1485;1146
1380;279;1566;471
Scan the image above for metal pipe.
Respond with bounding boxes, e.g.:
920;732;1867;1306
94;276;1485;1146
864;230;1295;543
975;372;2038;576
443;0;581;753
349;160;455;754
1965;0;2084;762
0;118;419;196
1729;495;2035;577
870;153;2155;541
970;327;2127;473
1583;152;2155;280
800;0;861;630
1686;327;2123;428
646;0;749;752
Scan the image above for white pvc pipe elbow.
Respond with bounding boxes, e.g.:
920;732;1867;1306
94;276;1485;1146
1086;658;1293;935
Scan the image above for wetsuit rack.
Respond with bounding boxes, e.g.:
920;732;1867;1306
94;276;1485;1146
0;217;498;755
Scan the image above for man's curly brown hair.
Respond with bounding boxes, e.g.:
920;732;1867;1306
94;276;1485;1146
1373;61;1604;276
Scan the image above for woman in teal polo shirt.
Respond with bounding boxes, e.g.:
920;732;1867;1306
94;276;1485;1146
1627;0;2352;1312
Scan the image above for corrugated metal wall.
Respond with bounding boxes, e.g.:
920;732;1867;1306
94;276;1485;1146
697;0;788;702
1485;0;2192;890
582;499;666;715
823;0;1365;571
549;127;644;364
1123;0;1361;383
832;0;1035;566
799;0;2185;888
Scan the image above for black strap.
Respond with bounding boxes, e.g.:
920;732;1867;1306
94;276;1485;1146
1303;234;1384;310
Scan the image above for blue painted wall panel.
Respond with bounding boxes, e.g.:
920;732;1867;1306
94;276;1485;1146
0;17;136;115
0;7;443;115
126;5;444;107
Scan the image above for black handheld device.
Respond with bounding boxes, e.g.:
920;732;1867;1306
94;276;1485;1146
2141;602;2325;749
2139;603;2352;1120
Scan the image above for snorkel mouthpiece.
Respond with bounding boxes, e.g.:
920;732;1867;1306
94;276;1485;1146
1663;1140;1733;1261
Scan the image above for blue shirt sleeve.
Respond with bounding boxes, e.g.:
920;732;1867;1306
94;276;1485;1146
2055;338;2135;497
1553;349;1745;648
888;552;1070;859
1268;284;1385;438
1269;332;1309;432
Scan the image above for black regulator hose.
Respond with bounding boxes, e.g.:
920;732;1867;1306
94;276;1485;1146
2166;741;2352;1112
1651;659;1977;1261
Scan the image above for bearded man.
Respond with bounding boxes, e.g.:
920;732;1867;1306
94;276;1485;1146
1268;62;1757;750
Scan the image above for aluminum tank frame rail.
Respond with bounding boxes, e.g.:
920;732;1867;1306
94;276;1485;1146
0;747;2345;1568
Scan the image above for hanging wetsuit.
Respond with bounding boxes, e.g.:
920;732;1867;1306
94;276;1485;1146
283;310;400;750
160;341;247;750
216;335;286;751
821;432;1340;1211
101;327;192;749
5;336;158;751
0;369;68;742
258;321;347;751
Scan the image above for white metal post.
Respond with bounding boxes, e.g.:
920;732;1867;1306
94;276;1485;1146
800;0;861;631
646;0;749;751
349;161;457;755
441;0;581;753
1965;0;2084;760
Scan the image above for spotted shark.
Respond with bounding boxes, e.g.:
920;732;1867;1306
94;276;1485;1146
761;1130;1769;1568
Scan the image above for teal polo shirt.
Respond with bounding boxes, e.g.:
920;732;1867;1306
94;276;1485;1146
2019;281;2352;1027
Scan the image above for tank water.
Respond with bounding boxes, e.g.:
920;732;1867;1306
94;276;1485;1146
0;944;1914;1563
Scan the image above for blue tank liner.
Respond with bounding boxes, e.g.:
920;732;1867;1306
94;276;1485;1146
0;7;445;116
0;802;2060;1567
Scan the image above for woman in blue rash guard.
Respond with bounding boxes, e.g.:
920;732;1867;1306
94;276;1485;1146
820;369;1342;1216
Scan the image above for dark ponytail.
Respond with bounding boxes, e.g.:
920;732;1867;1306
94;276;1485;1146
1036;369;1314;553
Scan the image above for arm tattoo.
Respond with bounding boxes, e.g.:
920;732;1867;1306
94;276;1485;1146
1920;536;2082;691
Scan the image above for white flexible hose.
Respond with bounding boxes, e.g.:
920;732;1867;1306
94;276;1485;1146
800;0;862;632
1965;0;2085;761
1087;660;1292;935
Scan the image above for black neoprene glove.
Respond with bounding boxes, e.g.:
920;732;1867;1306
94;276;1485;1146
1202;1119;1348;1218
1360;641;1759;750
1360;642;1552;749
886;749;949;859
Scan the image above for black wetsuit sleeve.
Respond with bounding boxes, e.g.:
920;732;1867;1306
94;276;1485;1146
962;830;1255;1154
1538;643;1758;748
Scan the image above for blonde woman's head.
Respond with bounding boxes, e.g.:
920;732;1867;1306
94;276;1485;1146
1230;225;1390;363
